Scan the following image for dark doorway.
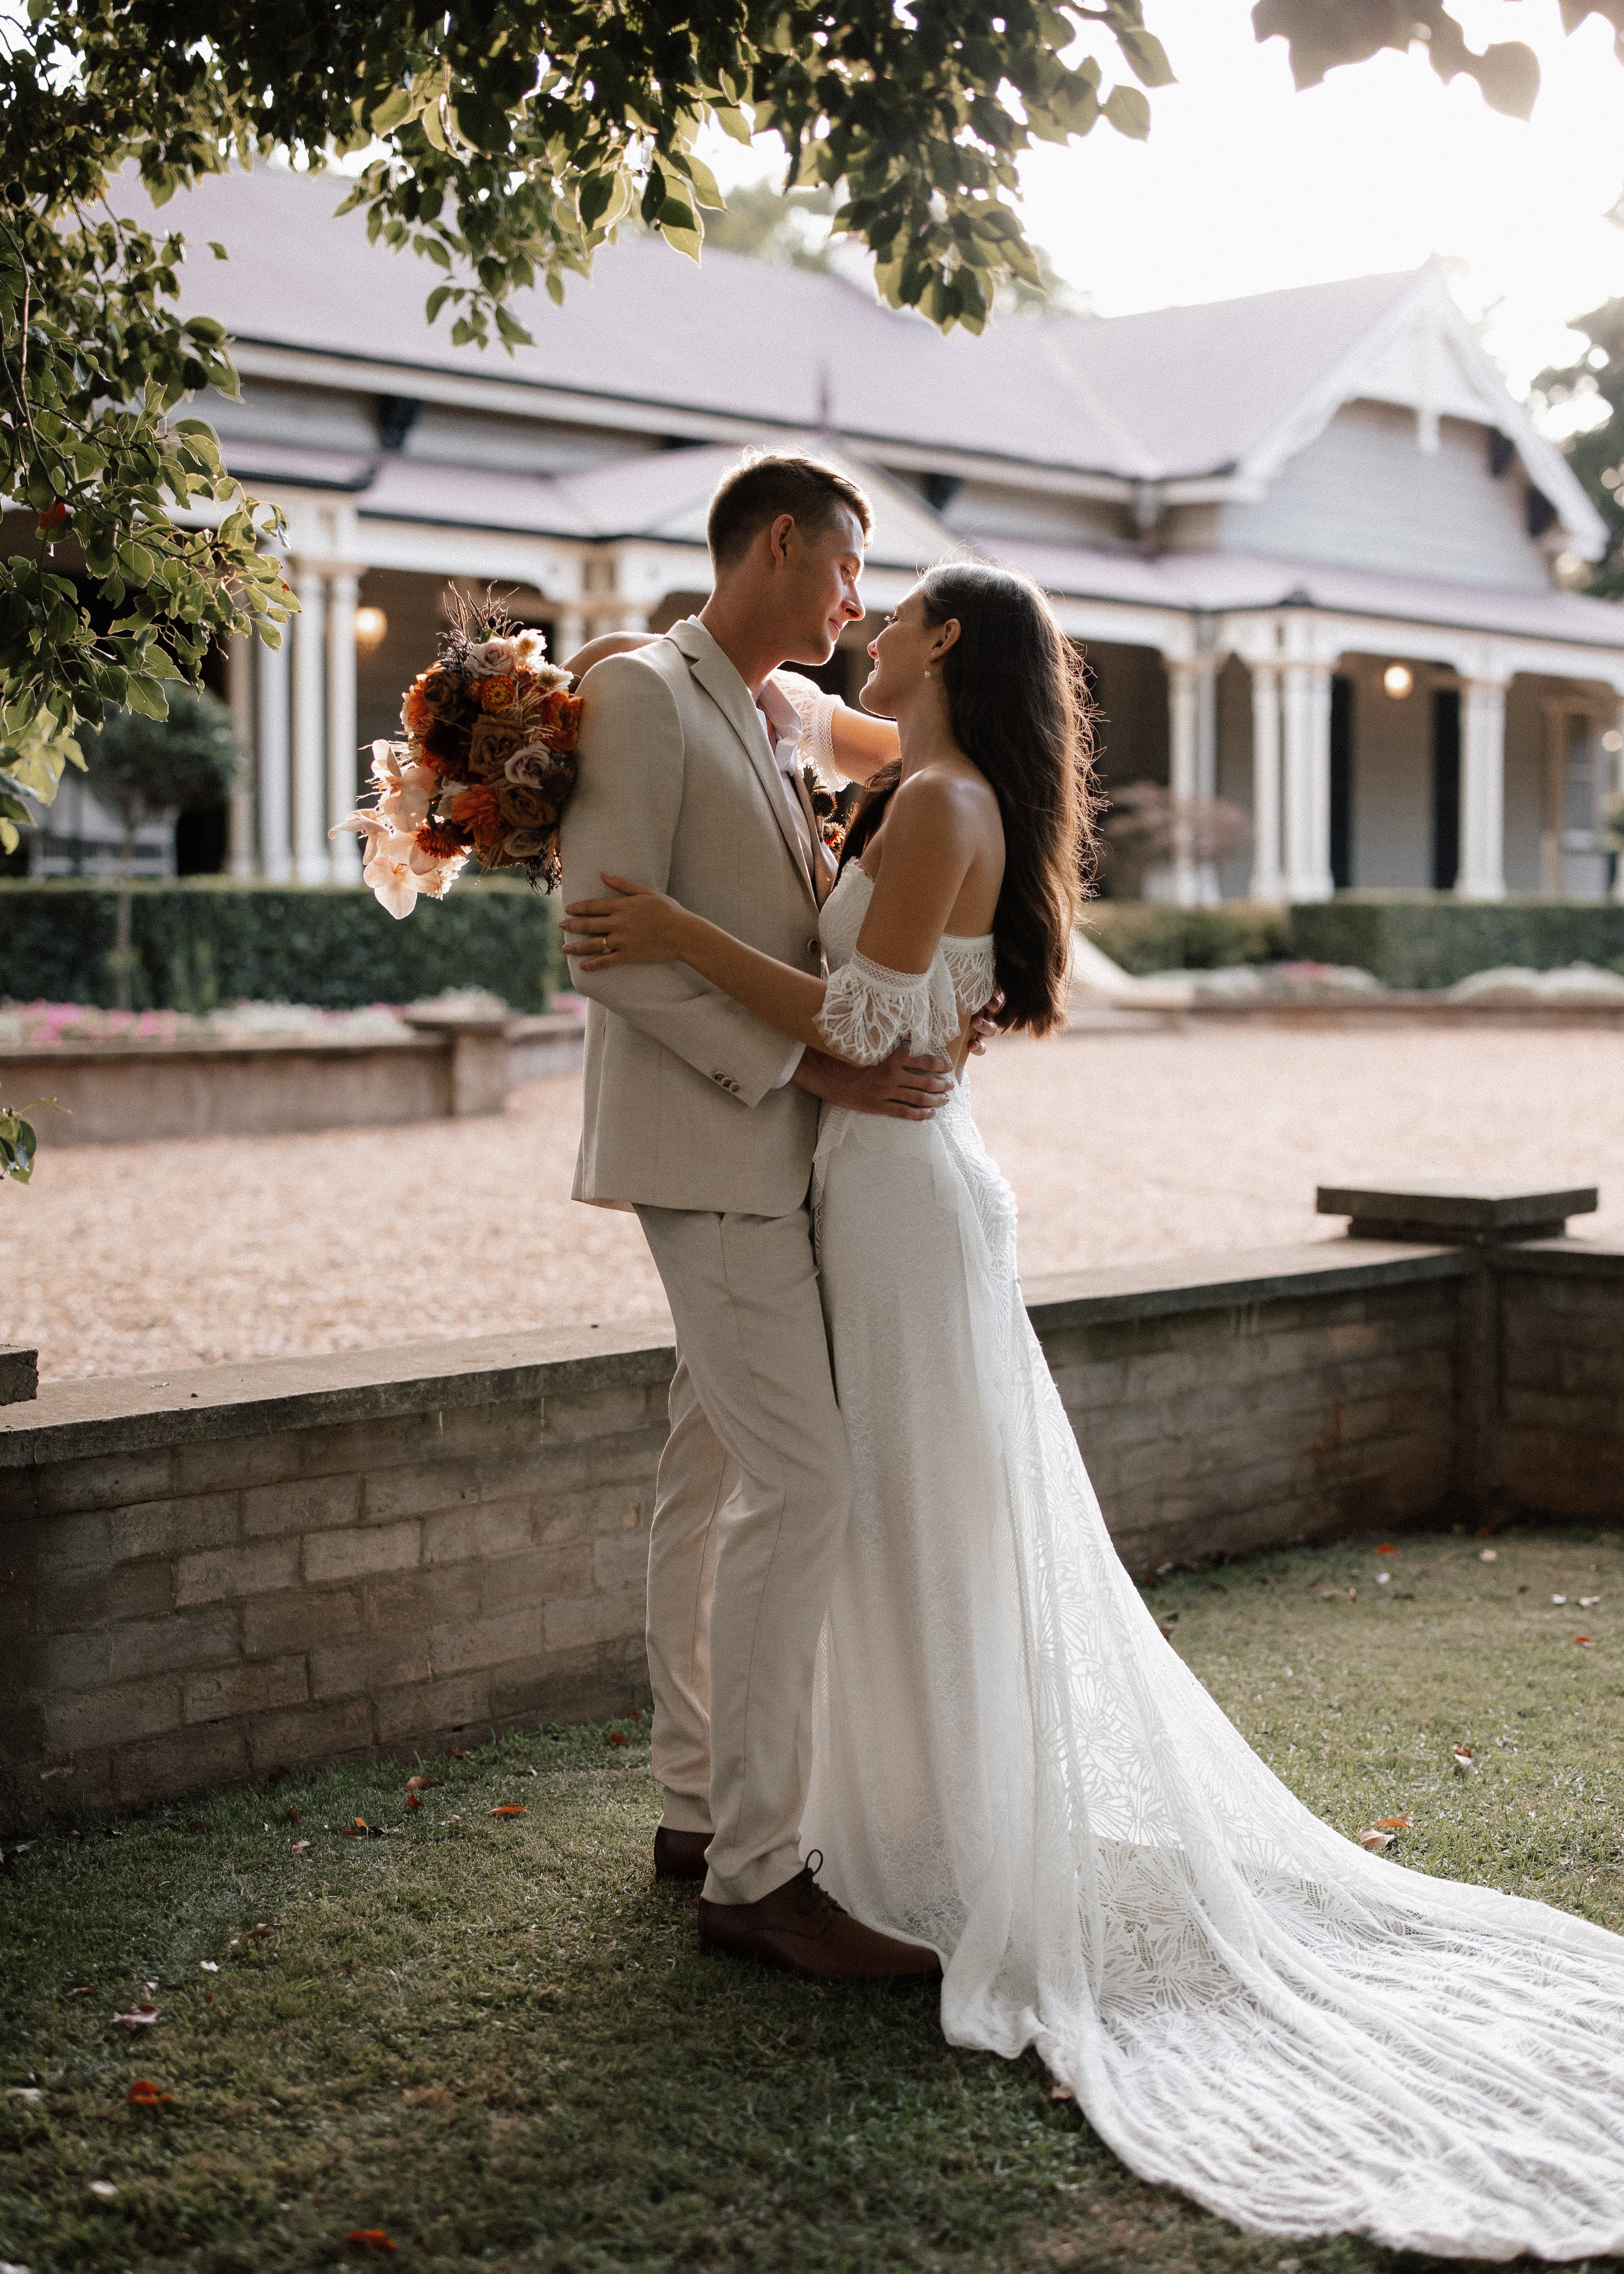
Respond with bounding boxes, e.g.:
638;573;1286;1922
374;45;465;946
175;803;229;875
1430;687;1461;890
1329;674;1354;889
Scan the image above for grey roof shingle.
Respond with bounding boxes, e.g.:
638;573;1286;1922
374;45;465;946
119;164;1425;484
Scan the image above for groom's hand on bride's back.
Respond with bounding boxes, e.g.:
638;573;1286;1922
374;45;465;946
793;1045;954;1121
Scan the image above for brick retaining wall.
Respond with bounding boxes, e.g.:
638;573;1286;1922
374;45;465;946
4;1232;1620;1823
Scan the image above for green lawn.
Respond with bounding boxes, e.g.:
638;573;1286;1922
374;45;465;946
4;1524;1624;2274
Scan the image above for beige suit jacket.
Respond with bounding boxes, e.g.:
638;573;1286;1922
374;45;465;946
561;618;832;1215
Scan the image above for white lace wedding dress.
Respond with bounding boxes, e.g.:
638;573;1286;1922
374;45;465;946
803;862;1624;2262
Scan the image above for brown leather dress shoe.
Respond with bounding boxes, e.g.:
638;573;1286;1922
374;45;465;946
698;1853;942;1984
653;1826;710;1881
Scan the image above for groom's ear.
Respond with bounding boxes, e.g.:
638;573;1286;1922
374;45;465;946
763;512;798;570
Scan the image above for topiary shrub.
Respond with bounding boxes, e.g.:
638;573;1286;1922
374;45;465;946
1081;901;1288;975
1286;895;1624;989
0;877;561;1013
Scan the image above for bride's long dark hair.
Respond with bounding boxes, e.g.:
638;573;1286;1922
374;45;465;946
839;563;1097;1036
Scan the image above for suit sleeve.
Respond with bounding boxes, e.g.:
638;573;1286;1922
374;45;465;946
560;654;804;1108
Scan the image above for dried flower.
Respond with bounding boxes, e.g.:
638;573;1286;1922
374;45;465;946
480;675;517;714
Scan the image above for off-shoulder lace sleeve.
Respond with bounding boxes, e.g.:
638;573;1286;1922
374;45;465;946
814;949;963;1065
770;669;844;786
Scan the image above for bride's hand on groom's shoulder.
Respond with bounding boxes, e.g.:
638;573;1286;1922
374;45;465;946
561;874;689;969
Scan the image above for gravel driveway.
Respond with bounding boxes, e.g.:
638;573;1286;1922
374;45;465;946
5;1025;1621;1383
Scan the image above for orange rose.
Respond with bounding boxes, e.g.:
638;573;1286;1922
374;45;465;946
480;675;516;714
402;687;434;736
448;782;501;838
534;688;583;752
416;821;468;858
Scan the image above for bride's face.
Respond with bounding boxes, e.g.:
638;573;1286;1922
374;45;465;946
859;588;936;716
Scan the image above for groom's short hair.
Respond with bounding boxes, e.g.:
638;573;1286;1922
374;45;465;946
707;453;873;569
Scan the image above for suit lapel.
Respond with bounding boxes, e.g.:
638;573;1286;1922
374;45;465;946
671;621;818;913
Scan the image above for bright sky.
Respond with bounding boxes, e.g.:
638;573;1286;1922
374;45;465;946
702;0;1624;427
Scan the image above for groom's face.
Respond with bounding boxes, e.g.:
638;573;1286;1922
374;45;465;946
775;506;867;668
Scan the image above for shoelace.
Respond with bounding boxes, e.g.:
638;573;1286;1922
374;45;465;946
791;1851;848;1936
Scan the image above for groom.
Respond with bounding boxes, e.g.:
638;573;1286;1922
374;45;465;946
560;454;948;1981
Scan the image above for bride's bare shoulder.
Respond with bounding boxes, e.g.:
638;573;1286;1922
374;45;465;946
888;759;1001;842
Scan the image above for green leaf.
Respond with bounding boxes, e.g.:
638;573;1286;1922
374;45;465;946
208;240;229;261
369;85;415;135
494;304;533;347
1117;26;1177;88
1102;83;1152;138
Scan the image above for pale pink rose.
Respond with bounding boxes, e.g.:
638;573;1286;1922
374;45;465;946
466;636;519;678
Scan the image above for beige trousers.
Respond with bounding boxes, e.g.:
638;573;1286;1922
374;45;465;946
635;1204;853;1905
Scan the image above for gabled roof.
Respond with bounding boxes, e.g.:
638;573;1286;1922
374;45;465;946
114;165;1606;556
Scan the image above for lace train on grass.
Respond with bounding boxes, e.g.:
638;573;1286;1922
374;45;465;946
805;868;1624;2262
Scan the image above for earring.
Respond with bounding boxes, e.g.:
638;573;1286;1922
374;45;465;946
923;668;933;679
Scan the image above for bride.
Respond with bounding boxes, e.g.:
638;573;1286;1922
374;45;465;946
561;564;1624;2263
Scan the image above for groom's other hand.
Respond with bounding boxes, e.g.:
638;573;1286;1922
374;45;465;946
966;986;1006;1057
792;1045;953;1121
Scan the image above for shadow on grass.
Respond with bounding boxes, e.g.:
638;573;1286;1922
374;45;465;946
5;1529;1624;2273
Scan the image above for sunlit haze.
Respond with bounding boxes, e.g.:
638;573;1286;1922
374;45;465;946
700;0;1624;433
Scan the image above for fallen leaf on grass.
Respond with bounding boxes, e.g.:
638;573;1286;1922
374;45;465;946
1575;1635;1594;1648
606;1732;628;1748
1376;1816;1413;1831
65;1985;95;1997
341;1819;368;1837
449;1748;472;1759
404;1777;441;1792
1580;1596;1602;1608
126;2079;171;2107
1376;1572;1391;1587
404;1795;421;1811
251;1924;272;1939
292;1840;312;1854
346;2231;398;2255
5;2088;42;2104
1359;1830;1395;1852
88;2180;117;2200
1553;1595;1567;1606
402;2085;451;2107
199;1961;219;1974
185;1820;208;1833
112;2003;159;2027
1479;1548;1498;1562
1452;1745;1476;1775
488;1803;526;1817
1375;1543;1397;1556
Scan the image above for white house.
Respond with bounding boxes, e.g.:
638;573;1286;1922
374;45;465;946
26;163;1624;904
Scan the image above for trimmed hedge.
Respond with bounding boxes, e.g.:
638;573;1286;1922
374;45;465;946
1286;895;1624;991
1082;901;1288;976
0;879;561;1013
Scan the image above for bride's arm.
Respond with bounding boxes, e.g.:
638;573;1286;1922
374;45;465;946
561;774;974;1063
770;670;899;786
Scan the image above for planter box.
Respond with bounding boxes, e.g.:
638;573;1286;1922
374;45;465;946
1;1011;585;1147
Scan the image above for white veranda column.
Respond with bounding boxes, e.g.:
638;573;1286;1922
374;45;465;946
256;617;292;884
1194;653;1219;903
325;569;362;883
1166;657;1199;907
1248;662;1284;904
225;632;256;879
292;566;329;887
1612;698;1624;906
1282;659;1334;901
1458;678;1508;902
552;608;587;669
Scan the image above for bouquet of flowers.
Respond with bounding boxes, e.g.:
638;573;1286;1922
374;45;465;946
333;599;583;919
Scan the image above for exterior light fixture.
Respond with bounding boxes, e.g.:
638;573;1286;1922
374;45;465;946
354;605;389;655
1382;663;1413;699
1604;729;1623;754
